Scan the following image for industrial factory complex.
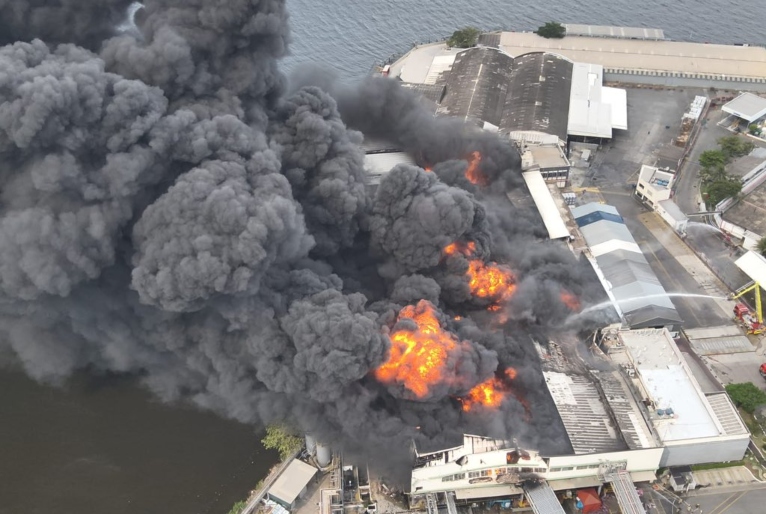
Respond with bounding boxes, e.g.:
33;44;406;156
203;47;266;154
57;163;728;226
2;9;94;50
251;24;766;514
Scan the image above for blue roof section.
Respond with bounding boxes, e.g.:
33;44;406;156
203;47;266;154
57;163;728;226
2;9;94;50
573;202;682;328
574;210;625;228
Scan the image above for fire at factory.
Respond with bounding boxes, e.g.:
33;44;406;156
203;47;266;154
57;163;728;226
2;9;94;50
0;2;754;514
0;0;607;484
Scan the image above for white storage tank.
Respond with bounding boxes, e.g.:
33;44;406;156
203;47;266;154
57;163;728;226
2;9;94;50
305;433;317;455
316;442;332;467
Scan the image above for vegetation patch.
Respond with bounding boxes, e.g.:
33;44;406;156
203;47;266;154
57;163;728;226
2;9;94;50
261;424;303;460
698;135;753;208
691;460;745;471
726;382;766;413
447;27;481;48
535;22;566;39
228;500;248;514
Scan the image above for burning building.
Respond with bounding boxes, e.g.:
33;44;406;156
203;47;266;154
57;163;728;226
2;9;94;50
0;0;611;482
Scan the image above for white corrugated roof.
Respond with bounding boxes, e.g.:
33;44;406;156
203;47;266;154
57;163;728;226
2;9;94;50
268;459;317;505
602;87;628;130
589;239;642;257
567;63;613;139
735;251;766;286
722;93;766;123
521;170;570;239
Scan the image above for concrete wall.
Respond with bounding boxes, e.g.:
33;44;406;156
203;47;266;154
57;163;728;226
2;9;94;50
660;436;750;467
605;72;766;93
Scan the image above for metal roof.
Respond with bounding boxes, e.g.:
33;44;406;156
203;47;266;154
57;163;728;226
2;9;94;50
602;87;628;130
268;459;317;505
524;481;566;514
722;93;766;123
705;393;748;436
571;202;619;218
499;52;573;143
622;304;683;329
574;209;625;228
593;371;657;450
598;259;660;288
618;329;724;443
735;251;766;286
575;202;681;326
543;372;629;454
438;47;514;126
567;63;613;139
579;219;634;246
401;83;446;111
521;170;570;239
564;24;665;41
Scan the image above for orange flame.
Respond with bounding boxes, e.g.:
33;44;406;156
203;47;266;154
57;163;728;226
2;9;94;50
465;151;488;186
443;240;476;257
442;241;516;307
424;166;433;172
374;300;469;398
560;291;581;311
461;368;518;411
467;260;516;303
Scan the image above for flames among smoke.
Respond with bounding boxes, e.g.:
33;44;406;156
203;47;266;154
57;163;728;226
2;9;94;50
443;241;516;306
465;151;488;186
560;290;581;311
460;368;518;411
374;300;471;398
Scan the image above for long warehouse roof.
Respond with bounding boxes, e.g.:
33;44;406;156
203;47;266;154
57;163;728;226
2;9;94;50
522;170;570;239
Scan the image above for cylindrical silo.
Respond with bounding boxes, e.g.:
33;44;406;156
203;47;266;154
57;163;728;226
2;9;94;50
316;442;332;467
305;433;317;455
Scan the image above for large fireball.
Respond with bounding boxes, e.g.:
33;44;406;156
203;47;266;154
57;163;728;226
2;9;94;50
374;300;474;398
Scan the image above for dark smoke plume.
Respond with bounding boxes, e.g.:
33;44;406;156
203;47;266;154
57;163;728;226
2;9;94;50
0;0;605;483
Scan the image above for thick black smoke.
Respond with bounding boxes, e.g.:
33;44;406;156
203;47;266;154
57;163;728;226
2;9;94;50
0;0;605;483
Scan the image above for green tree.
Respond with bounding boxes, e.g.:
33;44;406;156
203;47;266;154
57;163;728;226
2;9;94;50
704;179;742;207
757;236;766;257
698;149;727;182
718;135;754;160
749;123;762;136
261;425;302;460
447;27;481;48
535;22;566;39
726;382;766;413
227;500;248;514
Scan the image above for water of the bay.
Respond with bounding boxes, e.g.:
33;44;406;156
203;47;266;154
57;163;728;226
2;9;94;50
286;0;766;78
0;369;278;514
4;1;766;512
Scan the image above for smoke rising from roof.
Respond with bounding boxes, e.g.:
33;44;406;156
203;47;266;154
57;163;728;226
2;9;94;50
0;0;604;483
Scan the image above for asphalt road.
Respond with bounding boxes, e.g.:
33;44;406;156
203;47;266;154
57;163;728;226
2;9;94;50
645;484;766;514
673;106;732;215
571;87;751;329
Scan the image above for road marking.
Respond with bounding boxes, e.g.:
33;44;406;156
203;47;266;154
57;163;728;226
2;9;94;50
708;490;747;514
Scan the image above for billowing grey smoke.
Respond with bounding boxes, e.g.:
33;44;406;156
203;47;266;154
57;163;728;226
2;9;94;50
370;165;479;272
0;0;605;483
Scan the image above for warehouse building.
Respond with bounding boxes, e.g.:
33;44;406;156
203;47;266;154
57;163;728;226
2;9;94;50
721;92;766;125
571;203;682;330
601;328;750;467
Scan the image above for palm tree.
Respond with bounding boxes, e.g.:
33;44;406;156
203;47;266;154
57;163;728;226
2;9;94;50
758;236;766;257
